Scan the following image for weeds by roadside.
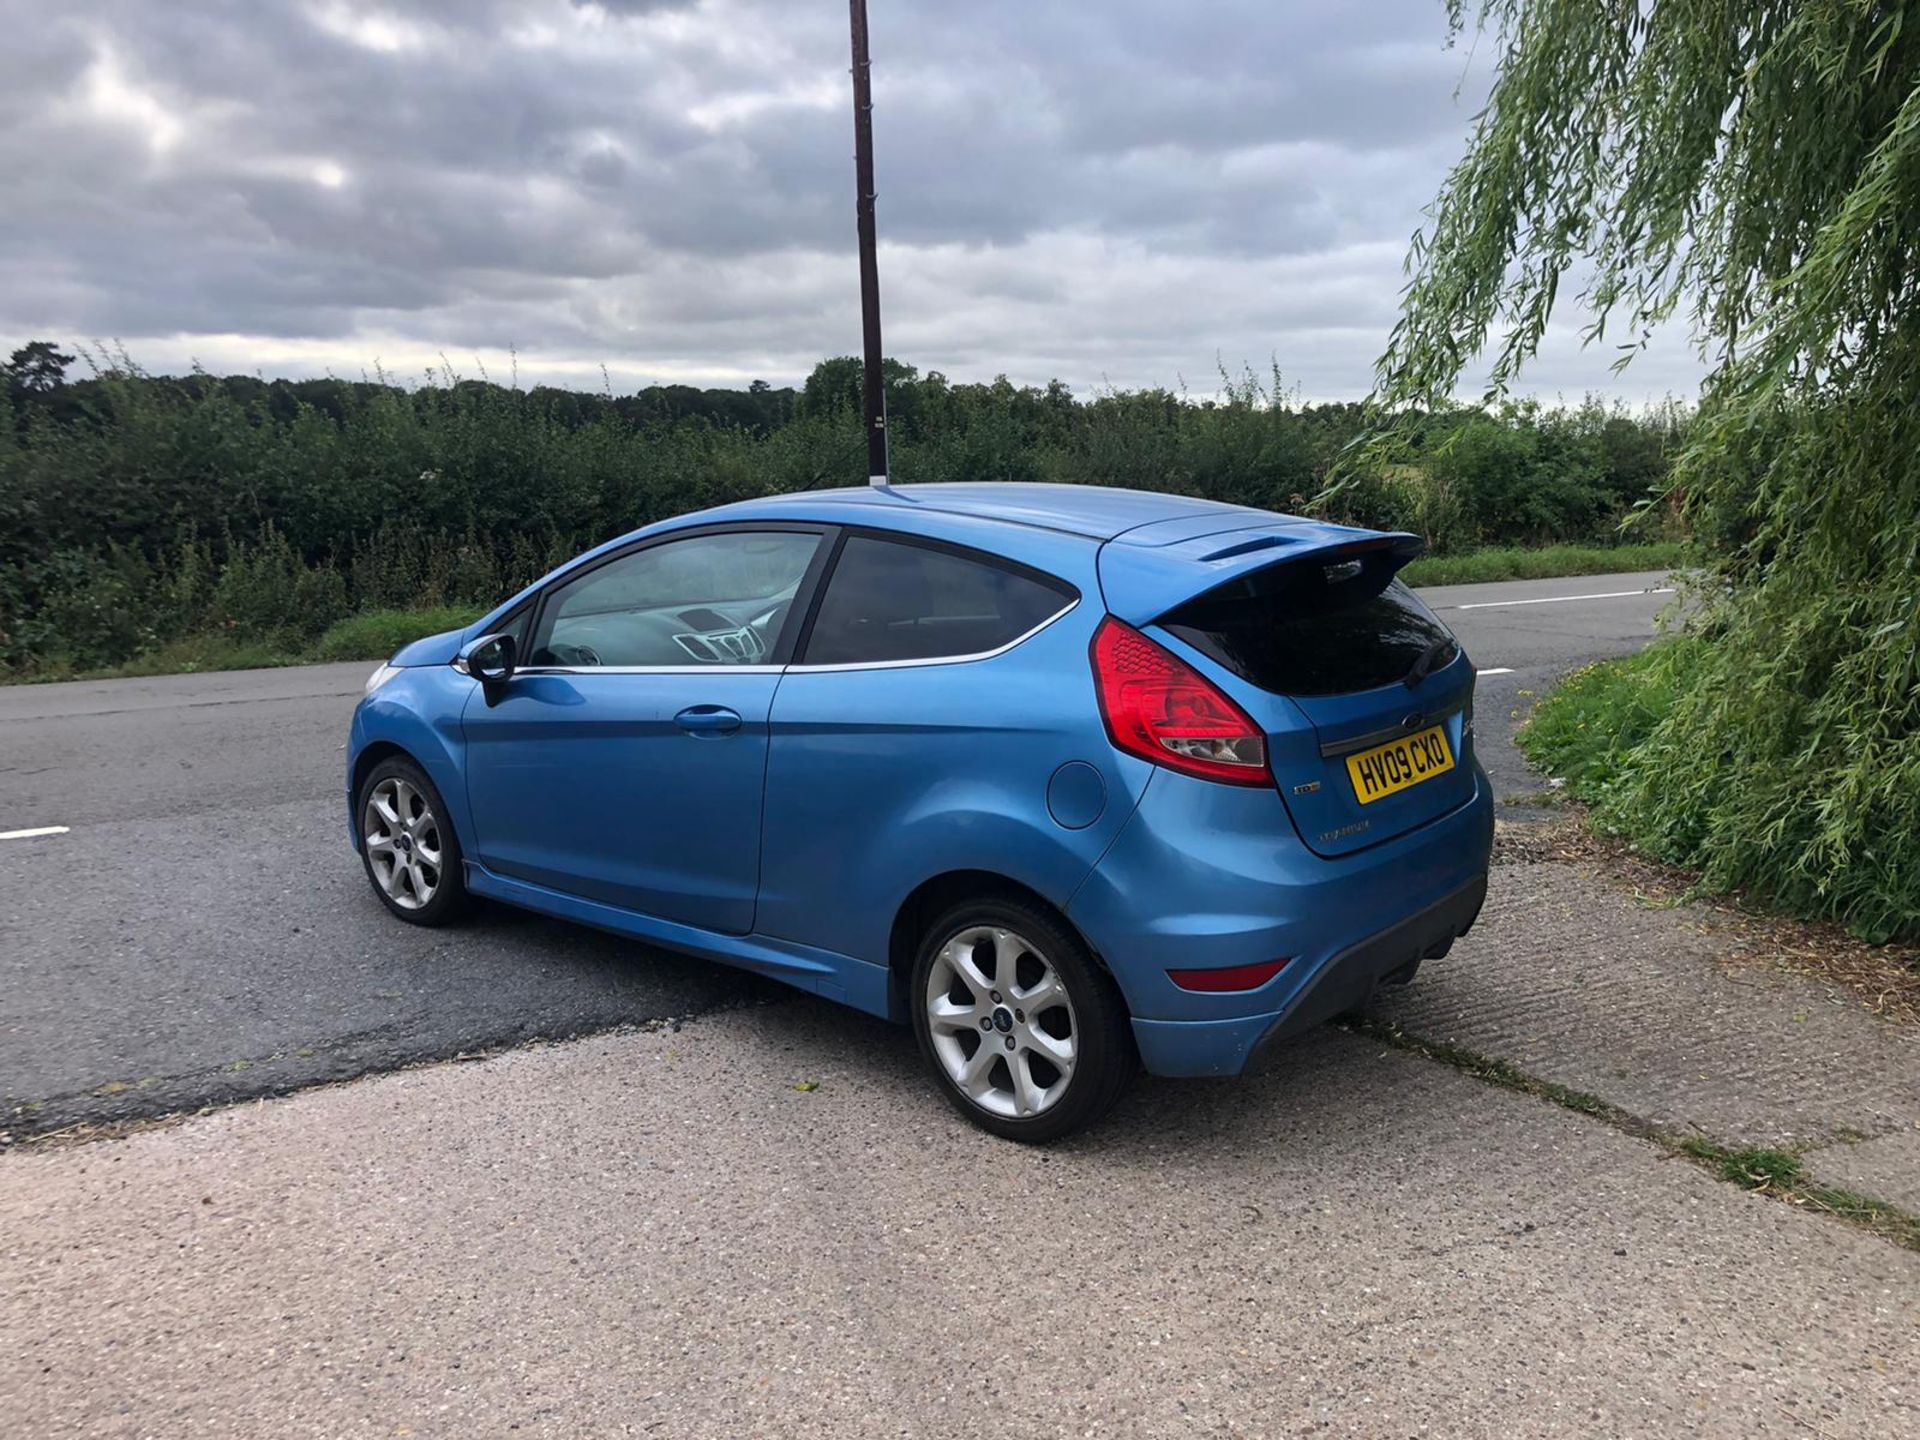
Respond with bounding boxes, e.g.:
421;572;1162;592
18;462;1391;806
310;606;486;662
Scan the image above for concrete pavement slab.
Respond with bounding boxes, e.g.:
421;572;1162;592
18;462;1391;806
1374;855;1920;1155
3;1004;1915;1438
1804;1131;1920;1214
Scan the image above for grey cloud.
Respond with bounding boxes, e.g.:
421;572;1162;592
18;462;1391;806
0;0;1698;399
571;0;698;14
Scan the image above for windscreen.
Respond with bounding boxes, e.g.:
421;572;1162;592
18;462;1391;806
1160;553;1456;698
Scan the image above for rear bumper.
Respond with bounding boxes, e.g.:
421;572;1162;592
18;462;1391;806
1241;872;1484;1071
1069;760;1494;1078
1128;873;1487;1078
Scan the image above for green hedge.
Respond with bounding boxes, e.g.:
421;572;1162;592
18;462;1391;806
1;354;1686;677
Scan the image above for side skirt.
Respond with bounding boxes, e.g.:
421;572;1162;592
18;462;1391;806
463;862;894;1018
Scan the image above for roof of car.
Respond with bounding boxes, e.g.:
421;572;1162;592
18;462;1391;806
704;482;1296;542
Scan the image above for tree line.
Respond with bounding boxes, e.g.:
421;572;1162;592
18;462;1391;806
0;342;1684;675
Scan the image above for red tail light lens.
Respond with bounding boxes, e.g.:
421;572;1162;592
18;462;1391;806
1090;617;1269;785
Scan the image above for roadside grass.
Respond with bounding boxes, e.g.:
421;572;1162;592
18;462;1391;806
1399;540;1687;587
1524;636;1920;944
15;633;314;683
1516;639;1699;802
10;606;485;684
1350;1017;1920;1253
309;606;485;662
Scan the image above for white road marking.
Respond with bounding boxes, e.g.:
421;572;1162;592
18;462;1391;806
1475;667;1515;676
1451;586;1673;611
0;825;70;841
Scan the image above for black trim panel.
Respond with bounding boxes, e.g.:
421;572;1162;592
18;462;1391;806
1316;700;1467;759
1243;873;1488;1073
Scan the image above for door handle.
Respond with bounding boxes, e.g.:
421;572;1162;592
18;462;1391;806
674;705;742;736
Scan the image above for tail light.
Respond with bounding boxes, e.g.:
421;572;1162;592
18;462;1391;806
1090;617;1269;786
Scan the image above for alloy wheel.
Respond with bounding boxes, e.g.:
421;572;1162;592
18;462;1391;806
362;775;444;911
924;924;1079;1119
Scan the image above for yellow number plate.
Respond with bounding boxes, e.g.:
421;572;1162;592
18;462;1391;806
1345;725;1455;805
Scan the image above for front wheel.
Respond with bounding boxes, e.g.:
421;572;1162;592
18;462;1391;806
355;756;471;926
910;896;1134;1142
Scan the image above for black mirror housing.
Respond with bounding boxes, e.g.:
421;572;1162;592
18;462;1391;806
466;632;517;685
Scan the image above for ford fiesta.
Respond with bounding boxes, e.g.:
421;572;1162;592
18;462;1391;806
348;484;1493;1140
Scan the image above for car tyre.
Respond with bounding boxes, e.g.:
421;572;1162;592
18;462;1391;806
911;895;1134;1142
355;755;472;926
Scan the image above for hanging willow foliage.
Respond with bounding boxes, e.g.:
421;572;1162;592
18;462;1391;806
1373;0;1920;940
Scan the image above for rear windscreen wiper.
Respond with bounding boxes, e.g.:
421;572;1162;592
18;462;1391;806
1403;637;1456;688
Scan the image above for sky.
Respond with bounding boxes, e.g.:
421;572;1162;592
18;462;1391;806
0;0;1704;402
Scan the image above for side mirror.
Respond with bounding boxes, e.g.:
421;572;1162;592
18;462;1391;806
463;632;518;686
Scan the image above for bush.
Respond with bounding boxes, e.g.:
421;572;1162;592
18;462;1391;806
13;546;160;670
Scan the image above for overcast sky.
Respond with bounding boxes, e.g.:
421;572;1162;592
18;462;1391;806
0;0;1702;401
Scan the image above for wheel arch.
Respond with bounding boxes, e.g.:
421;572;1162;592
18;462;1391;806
350;740;413;813
886;869;1110;1022
347;669;479;858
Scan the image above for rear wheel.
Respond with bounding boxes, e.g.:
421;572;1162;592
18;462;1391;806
355;756;471;926
910;896;1133;1142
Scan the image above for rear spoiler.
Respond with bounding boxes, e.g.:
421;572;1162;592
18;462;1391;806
1097;522;1425;626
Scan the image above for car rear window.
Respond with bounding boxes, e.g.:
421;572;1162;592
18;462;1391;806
1160;556;1456;697
801;535;1075;665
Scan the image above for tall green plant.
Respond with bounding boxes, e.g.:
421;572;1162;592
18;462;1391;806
1375;0;1920;938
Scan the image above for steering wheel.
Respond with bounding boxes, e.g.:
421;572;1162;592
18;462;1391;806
545;641;601;667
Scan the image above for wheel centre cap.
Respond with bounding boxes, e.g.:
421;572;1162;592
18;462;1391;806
991;1007;1014;1033
396;834;413;853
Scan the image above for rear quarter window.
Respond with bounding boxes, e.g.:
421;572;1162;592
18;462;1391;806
1161;561;1456;697
801;535;1074;665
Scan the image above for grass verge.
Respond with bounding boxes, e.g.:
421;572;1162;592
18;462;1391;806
1349;1016;1920;1252
1522;637;1920;944
1401;540;1687;587
309;606;485;662
9;606;486;683
1515;640;1696;801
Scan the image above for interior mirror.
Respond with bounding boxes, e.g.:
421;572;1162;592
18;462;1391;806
465;632;517;685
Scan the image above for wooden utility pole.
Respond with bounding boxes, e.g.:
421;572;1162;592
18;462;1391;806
848;0;889;485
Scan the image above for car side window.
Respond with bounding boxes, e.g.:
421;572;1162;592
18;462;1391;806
488;603;531;653
528;530;822;668
801;536;1074;666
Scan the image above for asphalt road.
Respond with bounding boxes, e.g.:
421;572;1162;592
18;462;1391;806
0;570;1677;1138
1422;568;1676;804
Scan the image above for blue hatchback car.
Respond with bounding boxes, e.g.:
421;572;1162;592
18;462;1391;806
348;483;1493;1139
